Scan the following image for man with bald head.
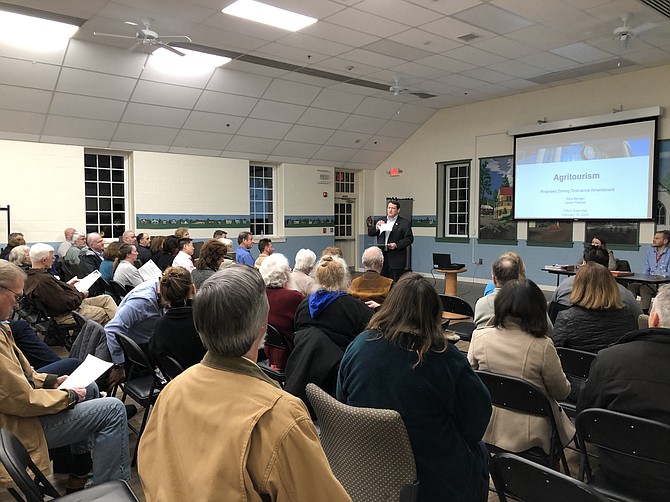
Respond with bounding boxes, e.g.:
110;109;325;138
58;227;76;257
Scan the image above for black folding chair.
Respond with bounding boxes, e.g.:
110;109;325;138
475;370;571;474
556;347;596;418
257;324;288;386
115;333;163;466
576;408;670;502
439;294;475;341
490;453;607;502
154;353;185;382
0;427;139;501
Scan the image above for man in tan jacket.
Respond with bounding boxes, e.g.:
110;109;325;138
138;264;350;501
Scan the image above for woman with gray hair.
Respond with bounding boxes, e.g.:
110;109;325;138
294;255;373;351
259;254;304;369
288;248;317;296
8;245;30;269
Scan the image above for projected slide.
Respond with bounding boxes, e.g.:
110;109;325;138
514;120;655;220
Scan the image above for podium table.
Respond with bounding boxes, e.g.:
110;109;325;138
435;267;467;296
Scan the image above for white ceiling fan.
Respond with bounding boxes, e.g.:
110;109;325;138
93;18;192;56
612;13;656;49
389;77;408;96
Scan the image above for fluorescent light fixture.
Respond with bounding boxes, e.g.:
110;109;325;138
150;47;231;76
222;0;317;32
0;9;79;51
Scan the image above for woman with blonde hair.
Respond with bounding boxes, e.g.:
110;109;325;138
552;261;637;353
338;273;492;502
149;266;205;369
482;251;525;296
293;255;373;350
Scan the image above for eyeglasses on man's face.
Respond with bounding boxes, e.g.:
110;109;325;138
0;284;23;303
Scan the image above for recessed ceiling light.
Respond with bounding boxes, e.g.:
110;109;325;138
150;47;231;75
222;0;317;32
0;9;79;51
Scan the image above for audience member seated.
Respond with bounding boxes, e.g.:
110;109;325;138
628;230;670;314
136;233;152;264
0;261;129;492
338;273;492;502
25;244;117;326
468;279;574;459
482;251;526;296
294;255;373;352
1;232;25;260
156;235;179;272
8;319;78;373
235;231;255;266
149;266;204;370
288;248;317;296
553;262;637;353
138;264;348;501
120;230;136;245
149;235;165;265
193;239;228;288
474;256;520;328
63;232;86;266
577;235;616;270
99;241;120;282
349;246;393;304
551;245;642;320
254;238;274;269
58;227;76;258
259;253;304;369
174;227;190;239
8;244;30;269
113;243;143;289
321;246;343;259
172;238;195;272
217;238;235;268
79;232;104;277
104;275;162;385
577;283;670;501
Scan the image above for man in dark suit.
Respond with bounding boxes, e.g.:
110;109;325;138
367;199;413;282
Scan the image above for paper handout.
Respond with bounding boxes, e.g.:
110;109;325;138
57;354;113;390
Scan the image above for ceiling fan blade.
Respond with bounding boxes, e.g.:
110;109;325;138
157;35;193;42
631;22;656;35
126;41;141;53
93;32;137;40
157;42;186;56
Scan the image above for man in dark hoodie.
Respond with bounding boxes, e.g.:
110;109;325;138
578;283;670;500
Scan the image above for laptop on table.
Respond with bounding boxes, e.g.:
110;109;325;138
433;253;465;271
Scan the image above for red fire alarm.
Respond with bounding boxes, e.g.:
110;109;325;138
389;168;403;177
323;191;328;197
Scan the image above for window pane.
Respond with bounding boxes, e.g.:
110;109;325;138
112;199;124;212
84;154;97;167
85;199;97;211
112;184;124;197
98;169;110;182
99;198;111;211
100;213;111;224
85;169;97;181
85;182;97;196
99;183;111;196
98;156;110;168
112;170;124;182
86;213;98;225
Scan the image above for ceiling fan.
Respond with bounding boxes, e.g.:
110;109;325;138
612;13;656;49
93;18;192;56
389;77;408;96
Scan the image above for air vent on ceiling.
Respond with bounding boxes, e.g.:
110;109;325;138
457;33;480;42
638;0;670;19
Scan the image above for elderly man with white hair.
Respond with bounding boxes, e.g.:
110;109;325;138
288;248;317;296
260;253;305;370
217;237;235;268
24;243;117;326
349;246;393;305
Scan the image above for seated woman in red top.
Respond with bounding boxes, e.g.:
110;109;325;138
259;253;304;369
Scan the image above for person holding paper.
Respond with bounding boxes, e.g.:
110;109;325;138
0;261;130;491
24;243;117;326
113;243;143;289
367;199;414;282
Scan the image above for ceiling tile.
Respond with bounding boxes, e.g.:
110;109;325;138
113;123;180;145
347;148;390;164
420;16;496;41
311;88;365;112
195;91;259;116
452;3;534;35
0;58;60;90
312;144;357;162
389;28;463;54
471;36;540;59
0;109;45;135
183;110;244;133
363;39;433;61
57;67;137;100
390;61;444;80
375;120;421;138
461;67;514;84
444;45;507;66
301;21;379;47
284;124;334;144
262;79;322;105
0;40;66;65
414;54;476;73
168;146;223;157
249;99;307;122
551;42;612;63
0;85;52;114
297;107;349;128
363;135;406;151
325;8;410;38
326;130;371;148
275;32;351;57
121;103;190;128
408;0;484;16
340;48;406;68
255;43;329;66
270;140;321;158
394;103;436;124
506;24;574;51
172;129;232;150
226;135;279;154
487;59;544;78
354;0;440;25
237;118;293;139
206;69;272;97
338;114;386;134
354;97;402;119
64;39;146;78
50;93;126;121
131;80;202;108
43;116;118;140
516;51;577;71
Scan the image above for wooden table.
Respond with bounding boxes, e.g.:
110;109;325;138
435;267;467;296
543;267;670;288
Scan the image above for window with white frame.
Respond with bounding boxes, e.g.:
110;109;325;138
84;152;127;239
436;160;470;238
657;201;667;226
249;165;275;236
335;170;355;193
